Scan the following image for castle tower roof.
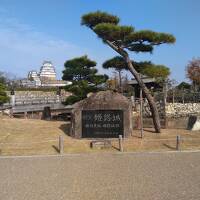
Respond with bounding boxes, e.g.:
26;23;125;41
40;61;56;81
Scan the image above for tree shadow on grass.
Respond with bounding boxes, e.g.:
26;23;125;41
112;145;120;151
143;129;156;133
131;128;156;138
52;145;59;153
163;143;176;150
131;133;143;139
59;123;71;137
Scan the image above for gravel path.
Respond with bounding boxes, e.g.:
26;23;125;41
0;152;200;200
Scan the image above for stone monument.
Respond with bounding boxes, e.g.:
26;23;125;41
71;90;133;138
187;115;200;131
42;106;51;120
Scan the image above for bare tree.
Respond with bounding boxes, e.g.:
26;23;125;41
186;58;200;91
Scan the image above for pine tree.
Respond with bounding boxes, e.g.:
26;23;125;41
81;11;175;133
0;73;9;105
103;56;128;92
62;55;108;105
103;56;170;89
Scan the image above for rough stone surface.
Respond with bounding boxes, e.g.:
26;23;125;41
132;102;200;129
5;90;71;105
90;140;112;149
187;115;200;131
165;103;200;129
133;99;165;118
41;106;51;120
166;103;200;117
192;121;200;131
2;109;11;116
71;90;133;138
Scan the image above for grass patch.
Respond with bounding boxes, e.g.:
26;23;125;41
0;117;200;156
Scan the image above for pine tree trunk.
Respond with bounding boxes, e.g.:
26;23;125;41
105;40;161;133
125;56;161;133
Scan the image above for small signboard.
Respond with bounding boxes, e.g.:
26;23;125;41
82;110;123;138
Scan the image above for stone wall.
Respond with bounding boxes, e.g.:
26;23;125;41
133;101;200;129
133;99;165;118
166;103;200;117
134;101;200;118
7;90;70;98
6;90;71;105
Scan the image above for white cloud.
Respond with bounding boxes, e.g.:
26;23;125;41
0;16;86;79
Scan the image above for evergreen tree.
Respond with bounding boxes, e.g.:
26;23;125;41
0;72;6;84
177;82;191;90
0;73;9;105
62;55;108;105
103;56;170;91
81;11;175;133
103;56;128;92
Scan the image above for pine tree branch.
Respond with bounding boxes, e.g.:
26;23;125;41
105;40;128;58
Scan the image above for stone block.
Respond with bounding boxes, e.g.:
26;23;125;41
71;90;133;138
90;140;112;149
187;115;200;131
42;106;51;120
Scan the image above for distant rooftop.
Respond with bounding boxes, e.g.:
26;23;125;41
128;75;155;85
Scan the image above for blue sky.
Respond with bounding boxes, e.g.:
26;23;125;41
0;0;200;83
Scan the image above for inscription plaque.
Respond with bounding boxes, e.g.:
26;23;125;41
82;110;123;138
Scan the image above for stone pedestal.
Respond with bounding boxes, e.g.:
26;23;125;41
187;115;200;131
71;90;133;138
42;106;51;120
11;95;15;106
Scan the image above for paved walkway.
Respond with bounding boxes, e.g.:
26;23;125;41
0;152;200;200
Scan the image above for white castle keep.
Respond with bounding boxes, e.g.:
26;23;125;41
39;61;56;81
21;61;71;88
28;70;41;86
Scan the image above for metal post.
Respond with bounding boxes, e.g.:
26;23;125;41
10;108;13;118
119;135;123;152
176;135;181;151
24;111;27;119
11;95;15;107
59;135;64;154
140;87;143;138
182;92;185;104
163;81;167;129
10;88;15;107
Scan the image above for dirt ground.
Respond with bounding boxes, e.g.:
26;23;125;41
0;116;200;156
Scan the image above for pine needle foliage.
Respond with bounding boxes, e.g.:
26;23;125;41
82;11;175;54
103;56;170;80
81;11;175;133
62;55;108;105
0;83;9;105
